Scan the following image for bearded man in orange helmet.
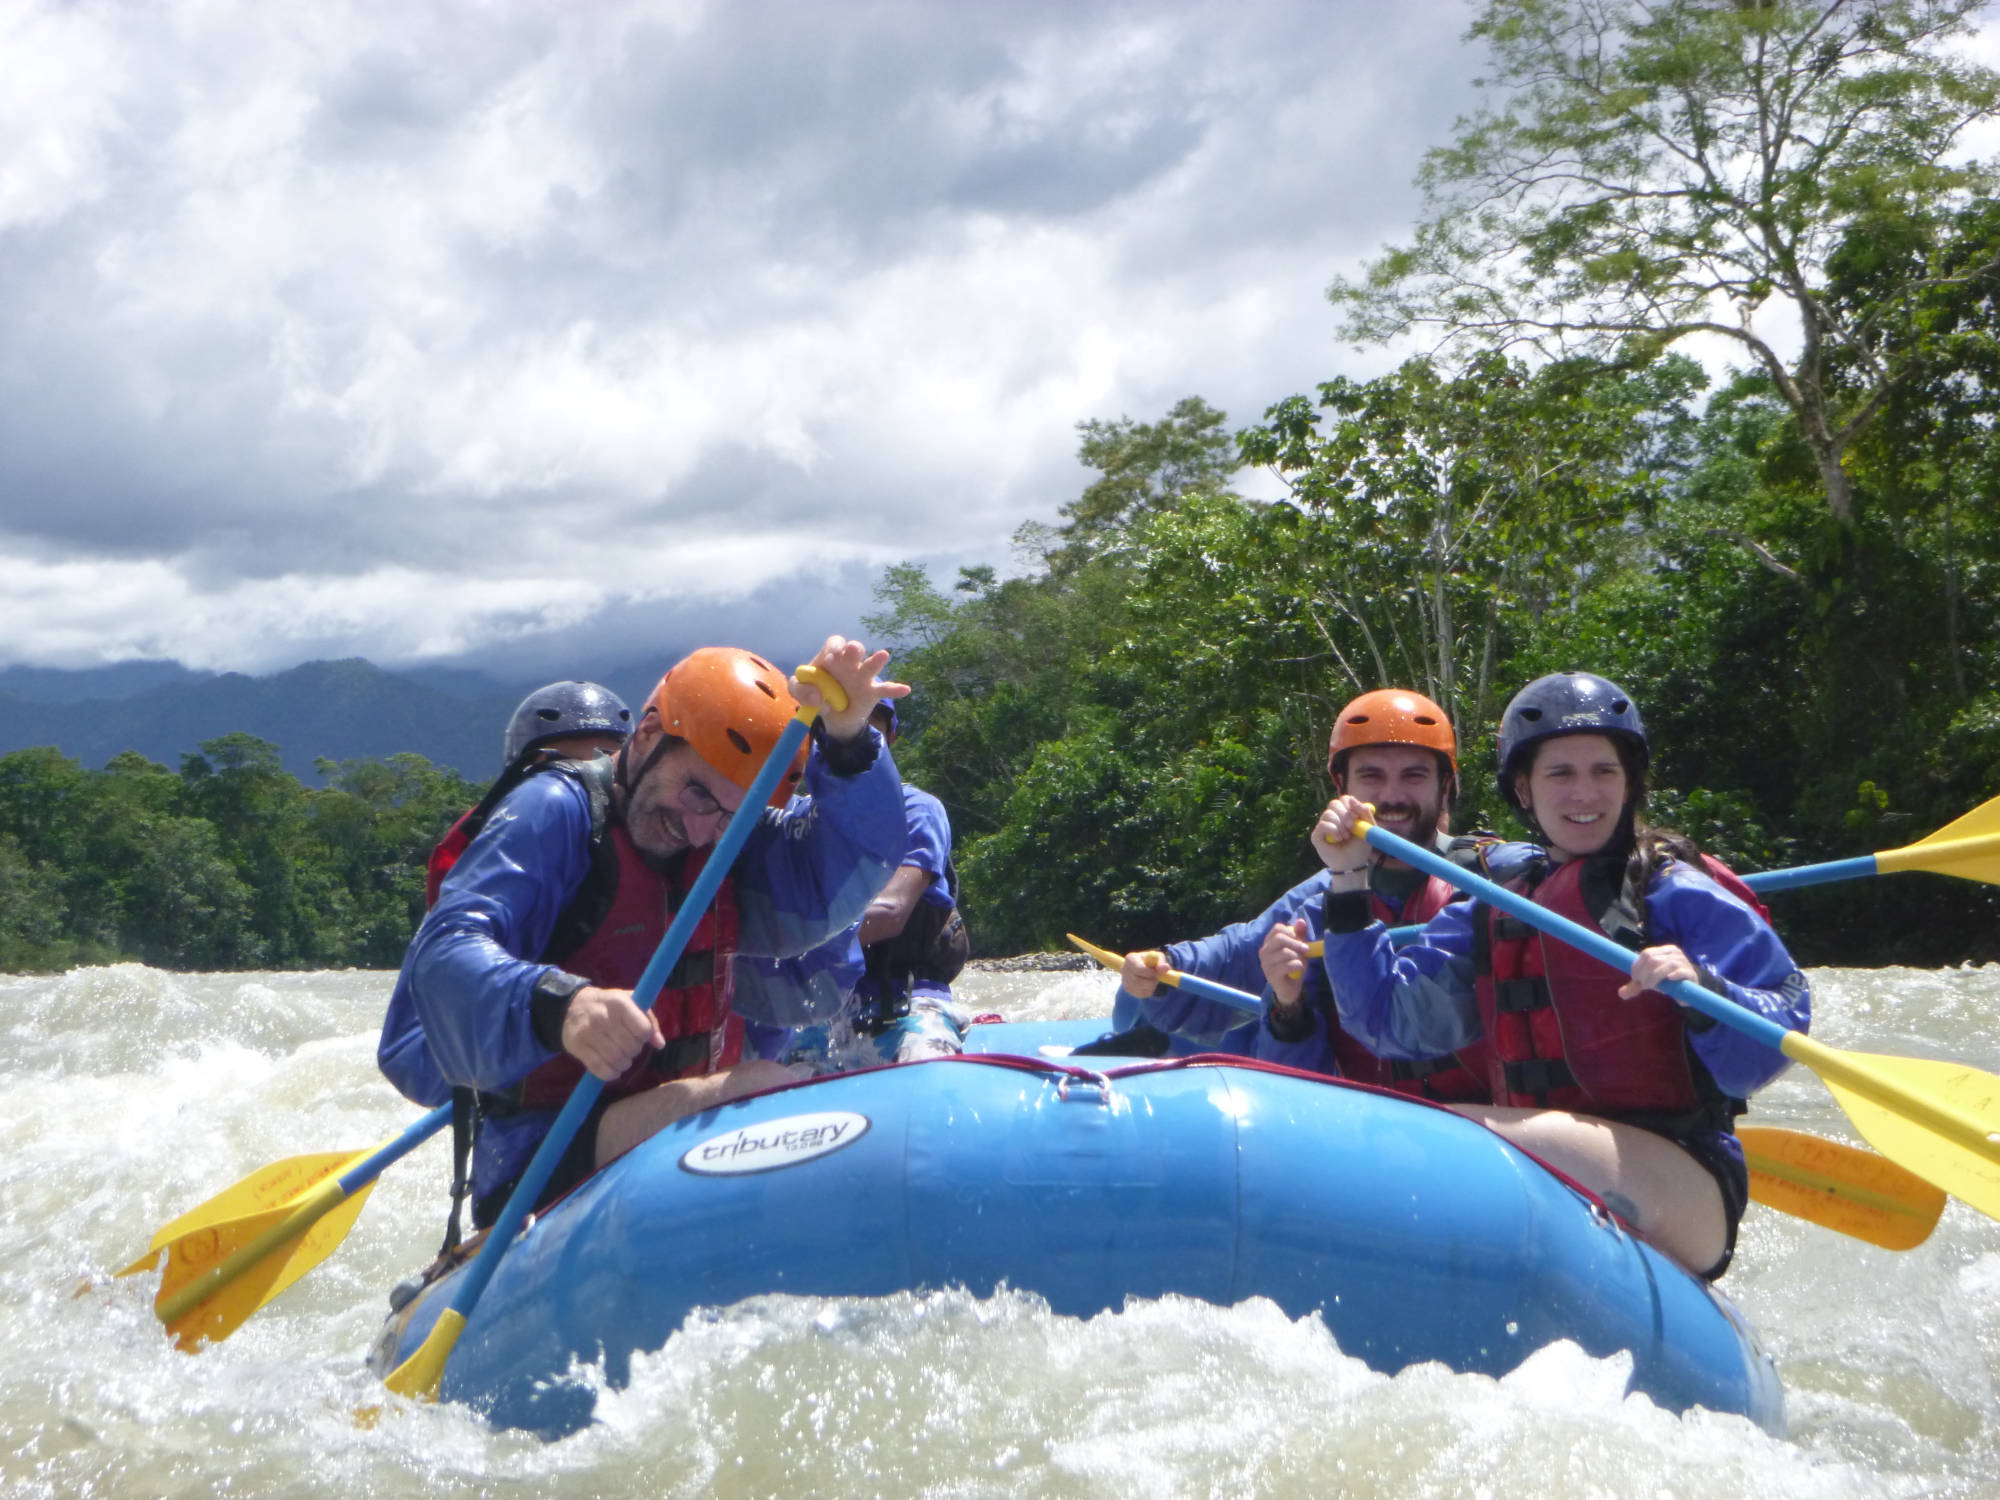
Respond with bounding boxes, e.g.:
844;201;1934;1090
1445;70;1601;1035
383;637;909;1234
1099;689;1531;1096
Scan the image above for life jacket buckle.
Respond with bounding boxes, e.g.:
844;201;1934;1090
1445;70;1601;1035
1492;976;1550;1014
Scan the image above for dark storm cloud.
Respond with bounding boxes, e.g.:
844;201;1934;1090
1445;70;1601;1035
0;0;1488;669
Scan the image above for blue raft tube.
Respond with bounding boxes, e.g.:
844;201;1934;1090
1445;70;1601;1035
372;1043;1783;1438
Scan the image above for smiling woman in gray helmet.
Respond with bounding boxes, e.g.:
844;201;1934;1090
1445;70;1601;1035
1311;671;1811;1279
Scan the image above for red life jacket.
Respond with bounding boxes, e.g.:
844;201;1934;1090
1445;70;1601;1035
509;832;745;1108
1324;875;1491;1103
425;808;478;907
1692;853;1774;925
1472;857;1721;1119
425;762;538;907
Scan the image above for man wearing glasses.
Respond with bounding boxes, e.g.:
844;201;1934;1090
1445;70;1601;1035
387;637;909;1234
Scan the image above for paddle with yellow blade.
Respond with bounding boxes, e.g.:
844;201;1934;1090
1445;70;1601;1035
118;1103;451;1349
1341;816;2000;1228
1740;792;2000;892
1065;932;1261;1018
1335;792;2000;958
383;662;850;1403
1738;1126;1945;1250
1068;931;1945;1246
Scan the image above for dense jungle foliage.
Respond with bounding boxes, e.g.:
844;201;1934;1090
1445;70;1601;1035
878;0;2000;966
0;740;478;972
0;0;1994;973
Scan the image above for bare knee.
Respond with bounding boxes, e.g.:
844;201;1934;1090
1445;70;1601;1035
1447;1106;1727;1277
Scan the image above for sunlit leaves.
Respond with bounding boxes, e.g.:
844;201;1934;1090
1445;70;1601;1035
1331;0;2000;526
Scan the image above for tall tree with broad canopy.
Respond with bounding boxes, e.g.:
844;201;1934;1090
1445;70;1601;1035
1331;0;2000;532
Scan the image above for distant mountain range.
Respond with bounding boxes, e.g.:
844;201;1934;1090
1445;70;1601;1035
0;657;672;780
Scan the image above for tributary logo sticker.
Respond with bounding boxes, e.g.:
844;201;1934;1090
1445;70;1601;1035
679;1111;871;1177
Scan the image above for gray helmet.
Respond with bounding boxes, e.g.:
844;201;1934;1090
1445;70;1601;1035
503;681;632;767
1495;671;1648;810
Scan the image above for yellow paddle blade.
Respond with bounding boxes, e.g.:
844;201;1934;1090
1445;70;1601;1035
1793;1042;2000;1224
1066;932;1122;972
118;1150;363;1277
149;1179;375;1349
1915;791;2000;845
1876;794;2000;885
1739;1126;1946;1250
383;1307;467;1402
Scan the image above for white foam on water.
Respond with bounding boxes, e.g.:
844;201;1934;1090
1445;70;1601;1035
1;962;1997;1497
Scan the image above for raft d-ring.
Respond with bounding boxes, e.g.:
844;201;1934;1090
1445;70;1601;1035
1056;1073;1113;1107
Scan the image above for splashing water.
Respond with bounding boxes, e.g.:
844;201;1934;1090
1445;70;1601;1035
5;962;1999;1497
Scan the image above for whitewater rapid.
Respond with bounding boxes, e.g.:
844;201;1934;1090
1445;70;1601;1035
5;961;1999;1497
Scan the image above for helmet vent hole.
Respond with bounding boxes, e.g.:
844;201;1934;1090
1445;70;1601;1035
1611;699;1630;713
750;654;776;672
727;728;752;756
1348;715;1369;725
1519;708;1543;722
536;709;562;722
1414;715;1437;725
755;681;777;699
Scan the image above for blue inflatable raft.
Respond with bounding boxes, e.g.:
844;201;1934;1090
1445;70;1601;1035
373;1038;1783;1437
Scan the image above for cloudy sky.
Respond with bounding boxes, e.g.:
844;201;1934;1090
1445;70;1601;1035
0;1;1497;681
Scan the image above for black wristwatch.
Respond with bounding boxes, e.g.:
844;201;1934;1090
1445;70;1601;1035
529;968;590;1051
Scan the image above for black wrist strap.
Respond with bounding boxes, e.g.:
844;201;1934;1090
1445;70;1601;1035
529;968;590;1052
1264;1000;1317;1043
1321;887;1374;934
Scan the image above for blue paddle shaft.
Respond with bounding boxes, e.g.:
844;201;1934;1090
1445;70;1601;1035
441;712;817;1329
1358;822;1793;1055
1742;855;1880;893
1169;969;1261;1016
335;1103;452;1197
1162;924;1425;1015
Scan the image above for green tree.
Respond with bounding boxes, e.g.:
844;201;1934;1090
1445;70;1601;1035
1332;0;2000;530
118;815;257;969
181;734;320;964
312;752;482;965
1240;351;1707;763
1056;396;1241;559
0;833;71;970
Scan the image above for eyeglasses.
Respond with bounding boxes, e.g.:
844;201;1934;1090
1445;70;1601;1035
675;773;738;832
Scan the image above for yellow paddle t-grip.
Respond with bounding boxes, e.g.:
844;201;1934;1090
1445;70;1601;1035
791;664;848;721
1067;932;1182;987
1320;804;1375;846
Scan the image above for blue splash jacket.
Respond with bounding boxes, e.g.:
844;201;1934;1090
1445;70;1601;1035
376;732;906;1201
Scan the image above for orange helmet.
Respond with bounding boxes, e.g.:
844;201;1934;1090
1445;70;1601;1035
644;647;806;807
1327;689;1458;786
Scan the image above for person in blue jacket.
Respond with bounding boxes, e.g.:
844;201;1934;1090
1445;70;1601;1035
382;637;909;1231
1092;688;1531;1097
1312;672;1810;1279
747;699;971;1071
851;698;970;1059
379;680;635;1109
